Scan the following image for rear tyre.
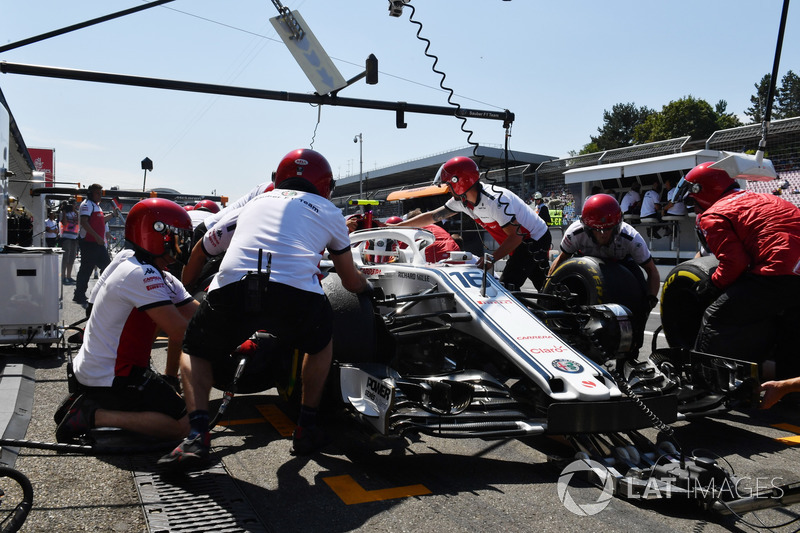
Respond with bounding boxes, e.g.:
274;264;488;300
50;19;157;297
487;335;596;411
659;256;718;349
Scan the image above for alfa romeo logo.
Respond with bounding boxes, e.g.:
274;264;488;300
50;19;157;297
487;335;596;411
552;359;583;373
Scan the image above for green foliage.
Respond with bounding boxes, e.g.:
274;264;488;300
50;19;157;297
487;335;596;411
574;70;797;155
775;70;800;119
745;74;771;123
589;102;654;150
632;95;732;143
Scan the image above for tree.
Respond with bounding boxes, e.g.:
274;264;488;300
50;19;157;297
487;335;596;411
745;74;771;123
775;70;800;119
632;95;740;143
714;99;743;130
573;141;600;156
589;102;654;151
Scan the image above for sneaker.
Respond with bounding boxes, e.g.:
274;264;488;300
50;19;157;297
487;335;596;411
291;425;330;456
72;295;87;305
158;432;211;470
54;392;80;425
55;395;97;443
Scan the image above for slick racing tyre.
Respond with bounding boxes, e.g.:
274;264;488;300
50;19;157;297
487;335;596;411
542;256;647;320
322;272;377;364
659;255;719;349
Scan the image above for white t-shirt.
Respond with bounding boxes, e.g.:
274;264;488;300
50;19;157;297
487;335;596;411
559;220;652;265
619;190;641;213
45;218;59;238
202;181;272;231
75;249;192;387
639;189;662;218
201;189;351;295
188;209;214;230
665;187;688;215
444;183;548;245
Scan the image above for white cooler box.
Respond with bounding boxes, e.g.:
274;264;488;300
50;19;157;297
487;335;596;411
0;250;61;345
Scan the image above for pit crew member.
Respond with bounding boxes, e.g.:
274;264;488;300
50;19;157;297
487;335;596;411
160;149;369;469
673;162;800;378
548;193;660;352
56;198;197;443
392;156;551;290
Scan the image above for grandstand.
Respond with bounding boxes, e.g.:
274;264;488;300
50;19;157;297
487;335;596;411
746;169;800;206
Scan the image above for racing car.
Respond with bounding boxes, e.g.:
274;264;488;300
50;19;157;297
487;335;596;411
207;225;800;511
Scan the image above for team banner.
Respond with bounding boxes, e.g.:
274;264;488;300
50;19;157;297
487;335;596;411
29;147;55;186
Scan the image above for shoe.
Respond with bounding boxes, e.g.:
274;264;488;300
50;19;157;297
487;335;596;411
62;278;74;285
158;432;211;470
93;272;99;279
55;395;97;443
161;374;182;395
54;392;80;425
72;295;87;304
291;425;331;456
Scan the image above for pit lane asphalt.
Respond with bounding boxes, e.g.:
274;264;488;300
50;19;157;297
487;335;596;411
3;268;800;532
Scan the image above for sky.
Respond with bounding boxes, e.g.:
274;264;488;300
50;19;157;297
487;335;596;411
1;1;798;202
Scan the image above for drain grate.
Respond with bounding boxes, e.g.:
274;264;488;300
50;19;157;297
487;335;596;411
132;456;270;533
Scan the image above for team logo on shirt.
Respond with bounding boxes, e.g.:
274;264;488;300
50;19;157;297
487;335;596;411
144;267;156;275
280;191;298;197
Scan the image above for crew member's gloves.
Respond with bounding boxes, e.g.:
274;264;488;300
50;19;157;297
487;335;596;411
647;295;659;310
362;281;385;301
694;278;722;301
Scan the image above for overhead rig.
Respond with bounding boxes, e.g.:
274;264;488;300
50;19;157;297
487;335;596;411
0;61;514;131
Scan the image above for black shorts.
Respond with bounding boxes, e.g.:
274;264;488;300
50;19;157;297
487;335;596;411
183;281;333;364
81;367;186;420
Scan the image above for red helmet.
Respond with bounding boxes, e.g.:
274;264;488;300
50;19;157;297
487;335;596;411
125;198;193;258
194;199;220;213
385;216;403;225
581;194;622;231
435;157;480;197
673;162;736;210
363;237;398;264
274;149;335;199
183;205;194;212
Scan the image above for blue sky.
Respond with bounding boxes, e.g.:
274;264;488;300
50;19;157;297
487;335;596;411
1;1;798;201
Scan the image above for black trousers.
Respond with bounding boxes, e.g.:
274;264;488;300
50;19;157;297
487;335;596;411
695;273;800;378
500;231;552;291
74;239;110;301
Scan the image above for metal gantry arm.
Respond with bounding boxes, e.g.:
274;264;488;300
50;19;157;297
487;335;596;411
0;61;514;127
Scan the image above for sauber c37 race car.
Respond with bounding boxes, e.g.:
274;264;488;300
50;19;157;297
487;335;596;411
209;226;800;513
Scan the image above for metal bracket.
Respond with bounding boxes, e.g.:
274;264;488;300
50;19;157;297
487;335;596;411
270;0;304;40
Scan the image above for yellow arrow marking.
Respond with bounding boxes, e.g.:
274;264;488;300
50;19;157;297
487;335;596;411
215;418;266;427
772;423;800;445
323;474;431;504
256;404;296;437
212;404;294;435
218;404;430;502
